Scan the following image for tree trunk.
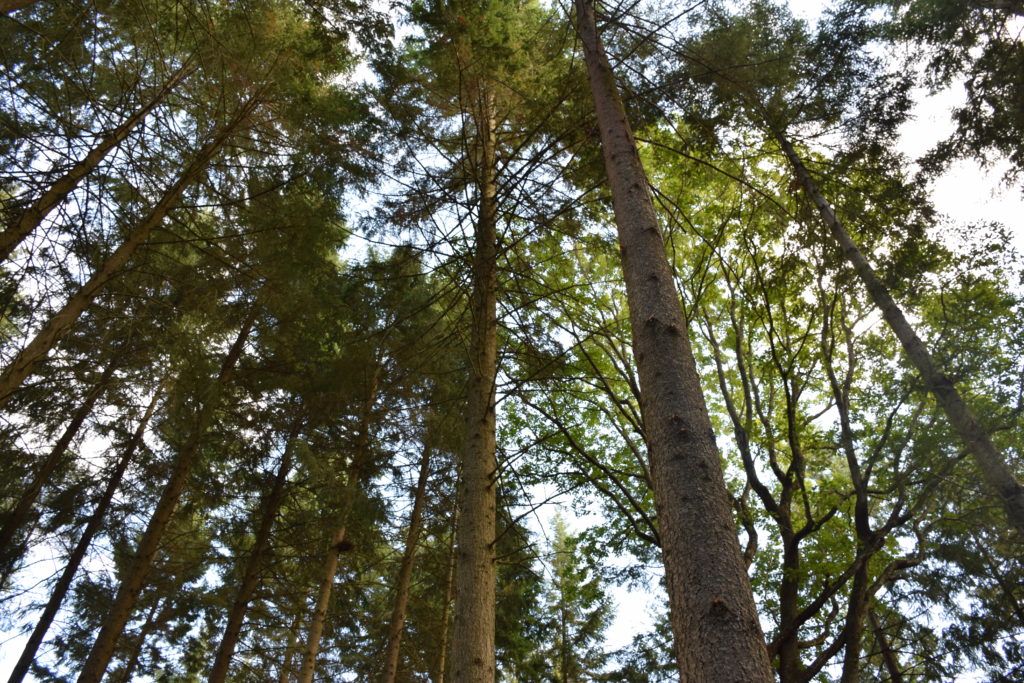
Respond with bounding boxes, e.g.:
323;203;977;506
296;467;360;683
838;563;871;683
449;82;499;683
435;504;459;683
208;417;302;683
278;613;302;683
297;369;378;683
75;312;256;683
380;446;432;683
0;350;119;557
115;598;163;683
776;131;1024;533
0;102;254;412
574;2;773;680
869;610;904;683
7;380;164;683
0;0;37;15
0;61;194;262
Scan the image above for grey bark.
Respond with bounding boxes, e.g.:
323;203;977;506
208;418;302;683
75;312;256;683
0;102;254;412
0;61;193;262
380;446;432;683
574;1;774;680
7;380;164;683
776;130;1024;533
449;83;499;683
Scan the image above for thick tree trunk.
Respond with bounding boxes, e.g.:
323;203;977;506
838;563;871;683
75;312;255;683
208;418;302;683
380;446;432;683
0;62;193;262
0;351;119;557
776;131;1024;533
449;84;499;683
0;103;253;412
574;2;773;680
0;0;37;15
6;380;163;683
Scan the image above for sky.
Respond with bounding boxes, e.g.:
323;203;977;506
3;0;1023;679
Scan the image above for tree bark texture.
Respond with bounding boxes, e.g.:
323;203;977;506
0;350;119;557
575;2;774;680
75;312;255;683
0;102;254;412
777;131;1024;533
208;418;302;683
380;446;432;683
7;380;164;683
449;83;499;683
0;61;194;262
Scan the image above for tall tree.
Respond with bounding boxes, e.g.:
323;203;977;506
573;1;774;679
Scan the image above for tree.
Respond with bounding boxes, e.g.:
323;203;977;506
573;1;774;678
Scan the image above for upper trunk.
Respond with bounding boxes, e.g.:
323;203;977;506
776;129;1024;533
449;82;499;683
574;2;773;680
75;312;255;683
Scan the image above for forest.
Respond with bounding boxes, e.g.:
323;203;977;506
0;0;1022;680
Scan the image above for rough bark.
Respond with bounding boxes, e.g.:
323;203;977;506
380;446;432;683
75;312;255;683
0;61;193;262
0;103;253;412
7;380;163;683
0;0;37;15
575;2;773;680
297;371;378;683
208;418;302;683
449;83;499;683
777;130;1024;533
0;350;119;557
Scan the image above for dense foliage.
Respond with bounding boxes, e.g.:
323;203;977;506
0;0;1021;680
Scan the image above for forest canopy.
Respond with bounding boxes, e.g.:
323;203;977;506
0;0;1022;681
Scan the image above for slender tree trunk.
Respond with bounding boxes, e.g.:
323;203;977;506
776;131;1024;532
839;563;871;683
777;533;802;682
208;418;302;683
278;613;302;683
0;351;119;557
296;467;359;683
574;2;773;680
380;446;433;683
115;598;162;683
75;312;256;683
869;610;904;683
298;370;378;683
7;380;164;683
435;505;459;683
0;103;253;412
0;0;37;15
0;62;193;262
449;82;499;683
